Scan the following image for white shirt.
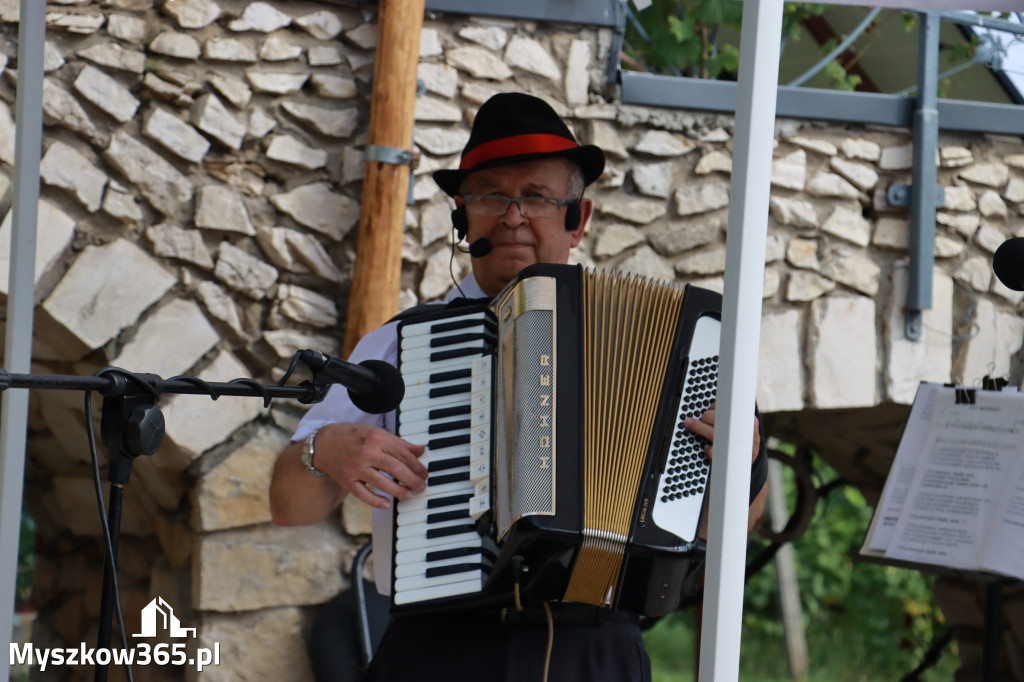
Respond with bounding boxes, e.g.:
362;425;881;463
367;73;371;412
291;273;489;593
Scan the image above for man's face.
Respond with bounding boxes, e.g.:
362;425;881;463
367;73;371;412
457;158;593;297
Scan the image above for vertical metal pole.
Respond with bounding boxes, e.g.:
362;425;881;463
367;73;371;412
698;0;782;679
768;460;808;679
905;11;940;341
0;2;45;675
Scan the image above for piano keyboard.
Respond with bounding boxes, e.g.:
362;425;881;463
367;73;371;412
652;314;720;542
393;309;497;606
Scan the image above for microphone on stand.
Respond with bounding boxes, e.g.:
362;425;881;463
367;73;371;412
297;350;405;414
993;237;1024;292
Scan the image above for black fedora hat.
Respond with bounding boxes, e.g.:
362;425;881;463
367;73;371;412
433;92;605;197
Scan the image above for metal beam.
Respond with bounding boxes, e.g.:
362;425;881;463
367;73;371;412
1;1;46;677
905;12;941;340
340;0;621;26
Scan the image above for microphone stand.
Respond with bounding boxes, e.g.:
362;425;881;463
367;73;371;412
0;358;352;682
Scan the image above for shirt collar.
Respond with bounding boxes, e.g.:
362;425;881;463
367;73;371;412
444;271;488;302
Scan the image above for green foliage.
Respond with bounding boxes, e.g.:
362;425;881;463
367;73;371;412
625;0;825;80
645;453;958;681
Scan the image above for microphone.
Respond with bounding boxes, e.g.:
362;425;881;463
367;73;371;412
468;238;492;258
298;350;405;414
993;237;1024;291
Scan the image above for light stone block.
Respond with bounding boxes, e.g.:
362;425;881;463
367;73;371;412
40;240;176;360
246;69;309;94
260;34;303;61
420;28;443;57
757;310;804;412
459;25;508;51
617;245;674;281
286;231;345;283
695;150;732;175
565;39;591;106
150;31;201;59
266;135;328;169
594;224;644;258
940;145;973;168
195;184;255;235
208;73;253;109
204;37;258;62
840;138;881;162
256;226;309;273
771;150;806;191
674;246;727;276
600;197;667;224
786;271;835;302
420;201;455;247
806;172;860;199
829;157;878;192
504;36;560;81
959;162;1009;189
107;13;146;42
647;215;722;257
195;281;248;340
418;63;459;99
42;78;99;142
165;0;221;29
311;74;358;99
277;284;338;327
785;237;819;270
446;47;513;81
146;222;214;268
631;161;674;199
77;43;146;74
192;425;288;532
39;141;108;212
879;143;914;171
790;136;837;156
956;298;1024;386
104;131;194;217
111;298;218;377
978;190;1008;220
271;182;359;241
263;329;340;360
675;182;729;217
72;64;139;123
308;45;343;66
215;241;278;298
192;93;247;149
885;265;953;404
634;130;695;157
821;205;871;247
282;101;359;138
414;127;470;156
228;2;292;33
420;248;458;301
942;185;976;212
144;108;210;164
102;179;143;224
769;196;817;228
414;96;462;123
822;248;880;296
198;608;315;682
295;10;344;40
810;296;877;408
0;199;76;296
161;351;266;466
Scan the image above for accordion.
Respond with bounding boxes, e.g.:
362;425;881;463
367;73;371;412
391;264;721;617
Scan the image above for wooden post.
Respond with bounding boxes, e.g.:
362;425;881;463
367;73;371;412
342;0;425;359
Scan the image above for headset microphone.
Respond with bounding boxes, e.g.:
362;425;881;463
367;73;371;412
468;238;493;258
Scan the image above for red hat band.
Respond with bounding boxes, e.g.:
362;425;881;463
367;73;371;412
460;134;579;171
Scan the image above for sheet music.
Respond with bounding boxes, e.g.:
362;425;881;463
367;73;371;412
883;390;1024;572
978;436;1024;579
867;382;943;551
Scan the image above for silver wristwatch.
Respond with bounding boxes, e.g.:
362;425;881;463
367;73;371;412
301;425;328;477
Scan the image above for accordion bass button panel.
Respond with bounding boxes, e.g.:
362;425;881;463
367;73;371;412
651;314;720;543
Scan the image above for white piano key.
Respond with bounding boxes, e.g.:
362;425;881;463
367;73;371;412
395;481;475;512
393;577;484;605
404;376;473;399
394;552;492;579
469;493;490;519
394;537;482;566
395;529;480;552
398;426;471;445
395;515;474;540
400;312;489;338
401;340;484;363
396;500;469;526
395;568;487;594
399;391;472;414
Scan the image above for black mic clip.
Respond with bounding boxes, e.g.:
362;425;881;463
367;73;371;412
296;349;405;414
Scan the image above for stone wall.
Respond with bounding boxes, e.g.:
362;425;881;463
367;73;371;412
1;2;1022;681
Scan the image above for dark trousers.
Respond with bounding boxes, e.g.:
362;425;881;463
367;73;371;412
366;612;652;682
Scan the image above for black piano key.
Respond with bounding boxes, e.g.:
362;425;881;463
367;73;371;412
425;563;487;579
431;318;491;334
426;523;476;539
430;333;490;348
428;434;471;450
429;383;472;399
428;404;471;420
425;545;480;562
427;509;470;524
427;419;471;435
430;345;487;362
427;471;471;486
429;368;472;383
427;493;473;509
428;456;470;473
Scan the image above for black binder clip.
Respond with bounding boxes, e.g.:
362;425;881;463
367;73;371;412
953;385;976;405
982;375;1008;391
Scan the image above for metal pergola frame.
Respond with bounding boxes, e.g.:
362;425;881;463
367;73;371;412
3;2;1021;682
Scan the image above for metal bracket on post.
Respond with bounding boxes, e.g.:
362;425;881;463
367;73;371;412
887;184;945;209
905;11;941;342
364;145;417;206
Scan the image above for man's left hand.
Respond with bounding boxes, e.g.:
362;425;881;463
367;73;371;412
682;401;761;464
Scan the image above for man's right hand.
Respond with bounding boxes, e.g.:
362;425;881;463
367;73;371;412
312;422;428;509
269;423;427;526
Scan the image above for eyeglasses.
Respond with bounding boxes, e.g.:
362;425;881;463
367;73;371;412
462;193;578;218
